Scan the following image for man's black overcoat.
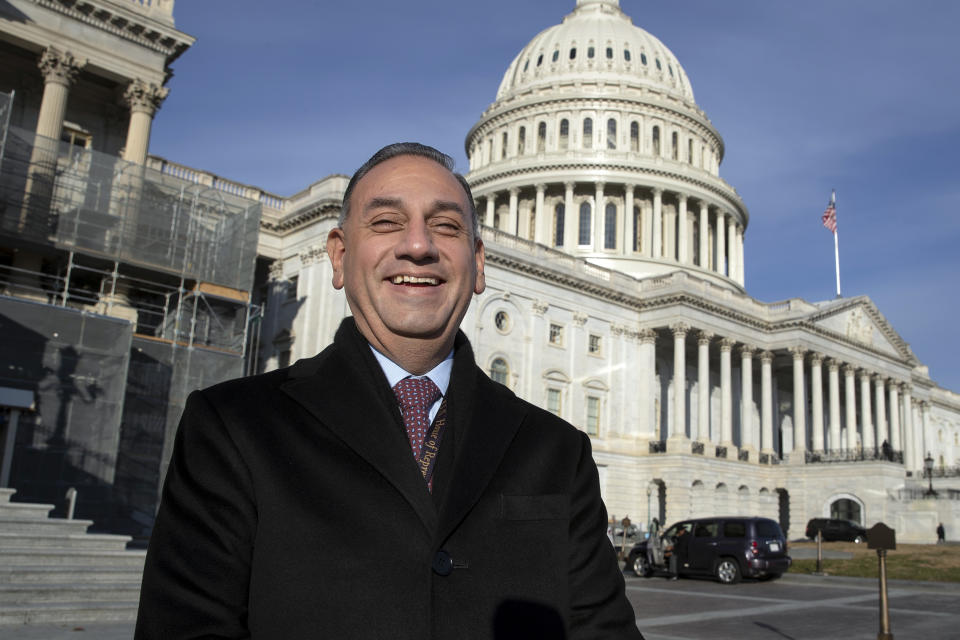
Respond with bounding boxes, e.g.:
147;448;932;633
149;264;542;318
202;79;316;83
136;319;642;639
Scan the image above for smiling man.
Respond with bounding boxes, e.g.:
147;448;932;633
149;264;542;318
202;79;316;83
136;143;642;639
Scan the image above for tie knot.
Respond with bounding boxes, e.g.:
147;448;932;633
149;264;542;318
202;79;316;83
392;377;441;412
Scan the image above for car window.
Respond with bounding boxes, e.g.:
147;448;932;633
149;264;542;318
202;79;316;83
723;521;746;538
756;521;782;537
694;522;719;538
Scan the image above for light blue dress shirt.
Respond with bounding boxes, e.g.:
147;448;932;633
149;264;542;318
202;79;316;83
370;346;452;424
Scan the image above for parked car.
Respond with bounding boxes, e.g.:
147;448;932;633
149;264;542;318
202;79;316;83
805;518;868;543
626;517;791;584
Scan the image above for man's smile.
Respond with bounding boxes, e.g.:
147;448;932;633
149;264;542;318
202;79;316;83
389;275;441;285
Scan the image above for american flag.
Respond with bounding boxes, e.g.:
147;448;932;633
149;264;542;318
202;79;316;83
821;192;837;233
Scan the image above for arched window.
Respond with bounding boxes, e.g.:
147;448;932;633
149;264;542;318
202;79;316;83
630;121;639;152
490;358;509;385
655;58;662;71
578;201;591;245
604;202;616;249
523;59;529;72
552;49;559;63
559;118;569;150
537;122;546;153
582;118;593;149
518;126;526;155
640;52;647;65
501;131;508;159
569;47;577;60
605;47;613;59
537;54;543;67
624;49;631;62
587;46;595;59
671;131;678;160
606;118;616;149
633;205;642;252
554;203;565;247
830;498;862;524
652;125;660;156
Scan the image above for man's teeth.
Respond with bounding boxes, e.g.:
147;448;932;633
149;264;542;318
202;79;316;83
392;275;439;285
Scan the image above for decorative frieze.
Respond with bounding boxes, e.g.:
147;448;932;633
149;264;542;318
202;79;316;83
299;245;327;266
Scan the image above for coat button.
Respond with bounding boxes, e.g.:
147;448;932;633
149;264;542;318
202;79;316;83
433;550;454;576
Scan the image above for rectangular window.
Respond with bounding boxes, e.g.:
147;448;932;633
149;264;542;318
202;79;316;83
586;396;600;435
549;323;564;346
285;275;298;302
547;388;561;416
588;334;602;355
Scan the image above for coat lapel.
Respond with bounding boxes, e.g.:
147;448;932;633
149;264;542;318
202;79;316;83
279;322;438;535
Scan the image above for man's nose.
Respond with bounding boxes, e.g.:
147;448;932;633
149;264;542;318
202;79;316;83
396;217;438;260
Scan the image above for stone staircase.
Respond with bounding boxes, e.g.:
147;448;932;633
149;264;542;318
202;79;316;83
0;488;145;625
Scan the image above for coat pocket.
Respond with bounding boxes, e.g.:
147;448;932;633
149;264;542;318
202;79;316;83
499;494;569;520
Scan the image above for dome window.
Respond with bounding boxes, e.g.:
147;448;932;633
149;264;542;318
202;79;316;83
588;46;595;59
624;49;631;62
578;202;592;246
501;132;508;159
552;49;559;62
582;118;593;149
518;126;526;155
569;47;577;60
537;54;543;67
606;118;616;150
688;138;693;164
671;131;678;160
554;203;565;247
605;47;613;59
523;59;529;72
604;203;617;250
668;64;674;77
559;119;569;150
630;121;639;152
652;126;661;156
633;205;642;252
640;52;647;65
537;122;546;153
655;58;662;71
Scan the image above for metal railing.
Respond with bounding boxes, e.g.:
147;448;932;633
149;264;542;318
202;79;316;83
805;448;904;464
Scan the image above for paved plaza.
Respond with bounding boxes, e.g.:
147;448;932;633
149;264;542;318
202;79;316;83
1;573;958;639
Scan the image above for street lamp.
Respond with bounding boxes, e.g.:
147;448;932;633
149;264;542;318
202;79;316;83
646;485;652;536
924;452;938;497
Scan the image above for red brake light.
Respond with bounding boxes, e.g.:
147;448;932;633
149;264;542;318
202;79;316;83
751;540;759;556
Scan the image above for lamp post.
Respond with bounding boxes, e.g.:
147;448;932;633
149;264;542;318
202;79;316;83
646;485;652;535
924;452;938;497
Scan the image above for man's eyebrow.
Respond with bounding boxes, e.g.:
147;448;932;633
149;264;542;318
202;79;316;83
428;200;466;217
365;197;404;211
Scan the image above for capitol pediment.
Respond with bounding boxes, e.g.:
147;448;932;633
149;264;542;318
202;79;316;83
810;298;914;361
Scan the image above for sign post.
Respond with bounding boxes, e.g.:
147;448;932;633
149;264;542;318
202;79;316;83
868;523;896;640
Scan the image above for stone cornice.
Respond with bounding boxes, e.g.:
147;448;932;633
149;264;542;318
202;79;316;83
28;0;195;64
260;202;338;233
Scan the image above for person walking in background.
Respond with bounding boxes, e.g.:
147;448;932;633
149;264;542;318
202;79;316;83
937;522;946;544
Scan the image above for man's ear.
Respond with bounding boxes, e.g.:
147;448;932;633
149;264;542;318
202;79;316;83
473;237;486;295
326;227;346;290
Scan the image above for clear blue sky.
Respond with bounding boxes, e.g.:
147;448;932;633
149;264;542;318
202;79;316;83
152;0;960;392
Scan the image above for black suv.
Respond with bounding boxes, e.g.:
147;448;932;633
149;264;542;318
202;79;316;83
805;518;868;543
626;517;791;584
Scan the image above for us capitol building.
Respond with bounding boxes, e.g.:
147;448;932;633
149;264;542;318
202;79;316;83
0;0;956;542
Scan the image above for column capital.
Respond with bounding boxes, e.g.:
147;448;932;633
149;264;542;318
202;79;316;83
652;187;663;197
886;379;902;391
564;181;576;190
697;330;714;346
624;183;636;195
858;368;873;381
739;344;756;359
676;192;688;204
920;400;930;410
808;351;824;366
508;186;520;196
38;47;86;87
268;259;285;281
532;300;549;316
670;322;690;338
900;382;912;394
759;350;775;363
842;363;857;376
719;337;735;352
787;346;806;360
826;357;841;371
123;78;169;116
535;183;546;193
299;245;327;266
594;180;605;189
638;328;657;344
872;373;887;385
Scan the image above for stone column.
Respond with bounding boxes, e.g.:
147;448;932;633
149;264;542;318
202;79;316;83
921;401;931;466
624;184;635;253
485;194;496;228
507;187;519;236
844;365;858;451
35;48;85;141
669;323;689;443
888;381;901;454
715;210;726;275
740;345;755;453
122;79;169;165
677;194;689;263
697;331;712;443
736;226;745;285
789;347;807;457
594;181;605;249
810;353;824;452
827;359;841;452
652;188;663;258
534;183;546;245
859;370;874;451
727;217;738;282
901;384;913;470
698;202;709;268
719;338;734;448
563;182;576;250
638;329;657;441
760;350;775;455
874;375;888;448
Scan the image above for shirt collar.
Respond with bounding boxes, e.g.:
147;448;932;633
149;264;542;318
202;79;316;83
369;345;453;396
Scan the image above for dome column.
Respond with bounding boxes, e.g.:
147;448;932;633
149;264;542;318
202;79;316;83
652;188;663;258
534;184;547;245
484;194;496;228
677;194;689;264
507;188;519;235
727;217;738;282
715;210;726;275
698;202;709;268
624;184;635;254
737;226;745;285
563;182;576;250
593;181;605;249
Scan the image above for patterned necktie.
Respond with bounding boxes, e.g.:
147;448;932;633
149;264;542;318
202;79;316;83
392;377;442;458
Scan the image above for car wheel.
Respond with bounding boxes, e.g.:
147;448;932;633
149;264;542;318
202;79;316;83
715;558;741;584
853;535;865;544
632;555;652;578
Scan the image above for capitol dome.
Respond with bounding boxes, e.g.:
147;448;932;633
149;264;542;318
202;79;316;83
466;0;749;289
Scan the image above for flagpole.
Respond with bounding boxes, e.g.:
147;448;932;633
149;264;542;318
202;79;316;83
832;190;841;298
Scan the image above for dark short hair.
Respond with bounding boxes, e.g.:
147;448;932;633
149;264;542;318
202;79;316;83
338;142;479;236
